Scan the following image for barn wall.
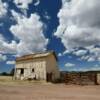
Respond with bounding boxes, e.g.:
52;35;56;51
24;59;46;80
15;58;47;80
46;54;60;81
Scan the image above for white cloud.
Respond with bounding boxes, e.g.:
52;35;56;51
73;50;87;56
0;0;7;17
58;49;73;57
87;57;95;62
80;54;96;62
3;40;17;54
54;0;100;62
10;10;48;56
80;55;89;61
58;53;62;57
0;54;7;61
0;10;48;56
65;63;75;67
55;0;100;49
14;0;33;9
0;34;17;54
88;46;100;56
63;49;72;55
34;0;40;6
79;46;100;62
6;60;15;65
86;65;100;71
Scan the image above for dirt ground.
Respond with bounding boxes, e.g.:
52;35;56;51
0;83;100;100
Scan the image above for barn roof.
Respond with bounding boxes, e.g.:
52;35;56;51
16;51;57;62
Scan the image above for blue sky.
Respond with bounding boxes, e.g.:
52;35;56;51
0;0;100;73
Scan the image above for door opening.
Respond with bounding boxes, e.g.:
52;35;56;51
46;73;52;82
20;68;24;75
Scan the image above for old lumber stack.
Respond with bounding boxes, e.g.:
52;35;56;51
65;72;97;85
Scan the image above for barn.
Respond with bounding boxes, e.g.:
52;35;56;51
14;51;60;82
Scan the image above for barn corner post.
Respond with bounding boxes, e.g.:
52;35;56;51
95;72;100;85
13;62;16;80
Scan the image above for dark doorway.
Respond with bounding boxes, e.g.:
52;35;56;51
32;68;34;72
20;69;24;75
46;73;52;82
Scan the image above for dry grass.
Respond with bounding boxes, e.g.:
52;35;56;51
0;76;100;100
0;76;12;81
0;76;48;86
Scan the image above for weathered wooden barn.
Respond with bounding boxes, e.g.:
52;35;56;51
14;51;60;82
61;71;100;85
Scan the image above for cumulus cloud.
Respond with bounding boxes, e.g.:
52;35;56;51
13;0;33;9
6;60;15;65
80;46;100;62
65;63;75;67
0;34;17;54
73;50;87;56
0;54;7;62
10;10;48;56
55;0;100;49
0;10;48;56
54;0;100;62
0;0;7;17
